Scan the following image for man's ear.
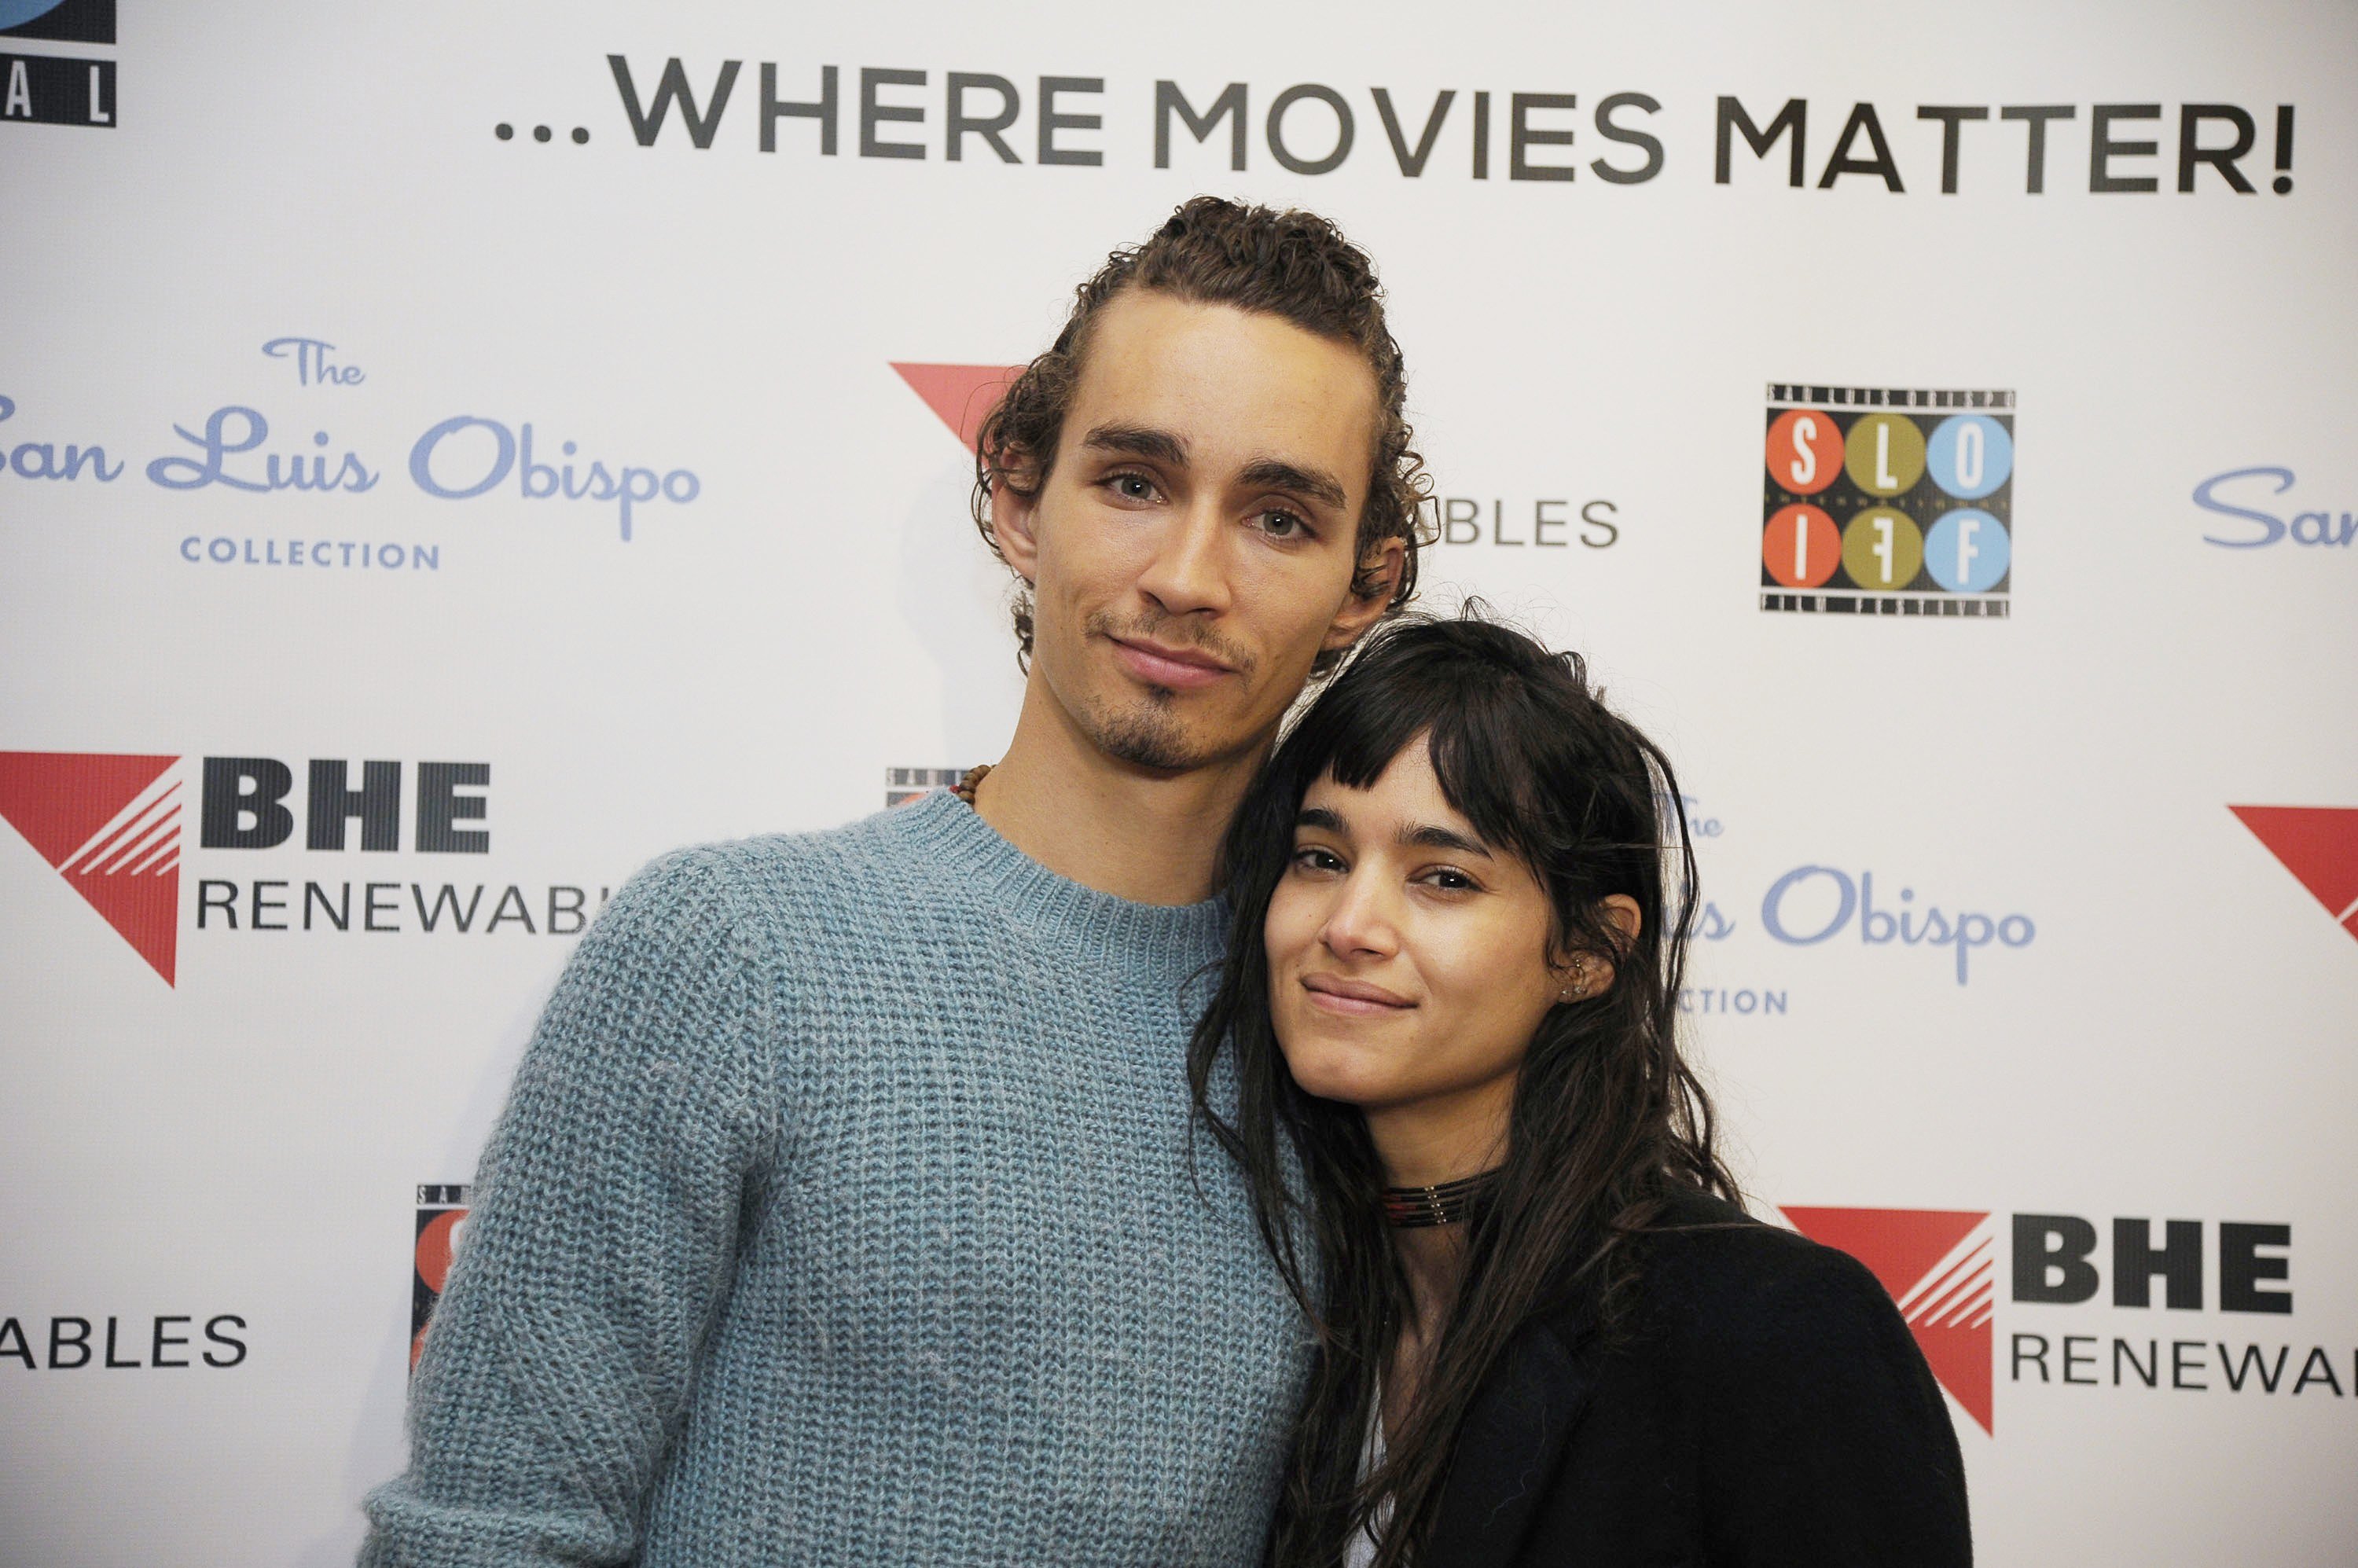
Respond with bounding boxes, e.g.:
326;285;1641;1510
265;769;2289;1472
1319;534;1407;653
990;447;1043;586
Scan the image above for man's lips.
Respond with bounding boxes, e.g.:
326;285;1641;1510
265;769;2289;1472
1301;973;1416;1016
1108;635;1236;691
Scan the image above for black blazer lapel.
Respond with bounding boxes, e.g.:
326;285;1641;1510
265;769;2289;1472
1421;1313;1601;1568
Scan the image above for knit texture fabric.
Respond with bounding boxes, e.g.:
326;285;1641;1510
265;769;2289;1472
359;790;1309;1566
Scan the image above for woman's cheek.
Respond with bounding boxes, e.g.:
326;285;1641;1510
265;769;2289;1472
1264;880;1318;970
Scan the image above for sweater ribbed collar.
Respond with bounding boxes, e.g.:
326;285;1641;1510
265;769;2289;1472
889;788;1230;955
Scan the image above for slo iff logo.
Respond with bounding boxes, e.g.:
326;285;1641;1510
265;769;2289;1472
413;1185;470;1372
1;0;114;129
1761;384;2014;617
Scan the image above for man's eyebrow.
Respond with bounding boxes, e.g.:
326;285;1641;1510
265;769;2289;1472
1240;457;1349;512
1400;822;1493;858
1082;424;1188;465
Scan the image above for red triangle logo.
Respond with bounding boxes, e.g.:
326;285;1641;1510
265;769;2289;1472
891;362;1026;453
1783;1206;1994;1435
0;751;182;985
2230;805;2358;941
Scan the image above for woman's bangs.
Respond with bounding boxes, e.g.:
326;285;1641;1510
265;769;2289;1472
1296;670;1449;795
1286;658;1555;873
1420;697;1559;870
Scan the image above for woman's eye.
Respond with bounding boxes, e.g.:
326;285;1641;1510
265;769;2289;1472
1420;868;1479;893
1290;845;1345;874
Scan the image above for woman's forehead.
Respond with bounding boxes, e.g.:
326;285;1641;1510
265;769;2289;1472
1302;740;1450;816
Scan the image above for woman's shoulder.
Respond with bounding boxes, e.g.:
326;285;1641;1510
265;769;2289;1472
1591;1187;1922;1378
1497;1189;1970;1562
1644;1187;1878;1286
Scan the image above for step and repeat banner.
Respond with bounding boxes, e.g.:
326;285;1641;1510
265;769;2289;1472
2;2;2353;1563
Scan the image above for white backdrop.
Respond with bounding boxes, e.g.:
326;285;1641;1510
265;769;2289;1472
2;2;2355;1563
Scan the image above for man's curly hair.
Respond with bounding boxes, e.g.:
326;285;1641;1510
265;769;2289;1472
971;196;1432;674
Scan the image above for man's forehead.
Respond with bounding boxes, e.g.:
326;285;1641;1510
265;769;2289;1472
1068;292;1378;479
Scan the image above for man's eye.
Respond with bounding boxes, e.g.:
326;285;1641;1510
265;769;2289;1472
1257;509;1310;538
1107;472;1158;501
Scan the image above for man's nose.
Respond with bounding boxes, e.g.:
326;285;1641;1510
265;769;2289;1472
1134;501;1234;620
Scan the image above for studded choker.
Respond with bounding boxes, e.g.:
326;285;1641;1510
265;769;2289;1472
1381;1169;1503;1228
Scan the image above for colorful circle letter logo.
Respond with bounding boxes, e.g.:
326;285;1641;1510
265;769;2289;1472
1760;385;2015;618
1766;410;1844;496
1924;509;2010;592
1763;504;1841;587
1842;507;1924;589
1844;413;1926;498
1926;414;2014;500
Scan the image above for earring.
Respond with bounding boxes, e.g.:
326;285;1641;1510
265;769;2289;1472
1558;955;1592;1003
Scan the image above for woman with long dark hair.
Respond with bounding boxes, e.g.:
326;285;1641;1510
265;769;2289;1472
1190;614;1971;1567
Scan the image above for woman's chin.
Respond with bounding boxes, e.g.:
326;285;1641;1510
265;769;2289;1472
1279;1039;1405;1110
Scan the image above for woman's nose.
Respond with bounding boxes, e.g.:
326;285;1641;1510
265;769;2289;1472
1319;872;1399;960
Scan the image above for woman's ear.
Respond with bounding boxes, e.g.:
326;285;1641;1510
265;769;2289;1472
1598;894;1642;954
1552;895;1643;1001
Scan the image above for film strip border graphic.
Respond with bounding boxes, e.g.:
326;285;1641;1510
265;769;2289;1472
1762;384;2016;619
1768;385;2018;411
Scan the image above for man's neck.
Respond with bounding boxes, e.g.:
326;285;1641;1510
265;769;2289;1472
972;679;1266;906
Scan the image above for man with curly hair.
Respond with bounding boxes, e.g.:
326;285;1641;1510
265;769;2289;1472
362;196;1429;1566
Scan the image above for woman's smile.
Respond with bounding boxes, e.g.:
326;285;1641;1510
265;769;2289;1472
1300;973;1416;1015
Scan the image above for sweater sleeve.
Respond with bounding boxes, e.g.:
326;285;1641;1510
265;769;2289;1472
358;848;778;1567
1697;1239;1974;1568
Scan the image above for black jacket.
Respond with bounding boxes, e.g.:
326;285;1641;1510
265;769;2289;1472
1422;1188;1972;1567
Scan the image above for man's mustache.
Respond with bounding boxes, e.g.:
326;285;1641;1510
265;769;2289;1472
1085;610;1258;679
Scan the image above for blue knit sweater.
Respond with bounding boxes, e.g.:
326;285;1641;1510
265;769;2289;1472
360;791;1309;1565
